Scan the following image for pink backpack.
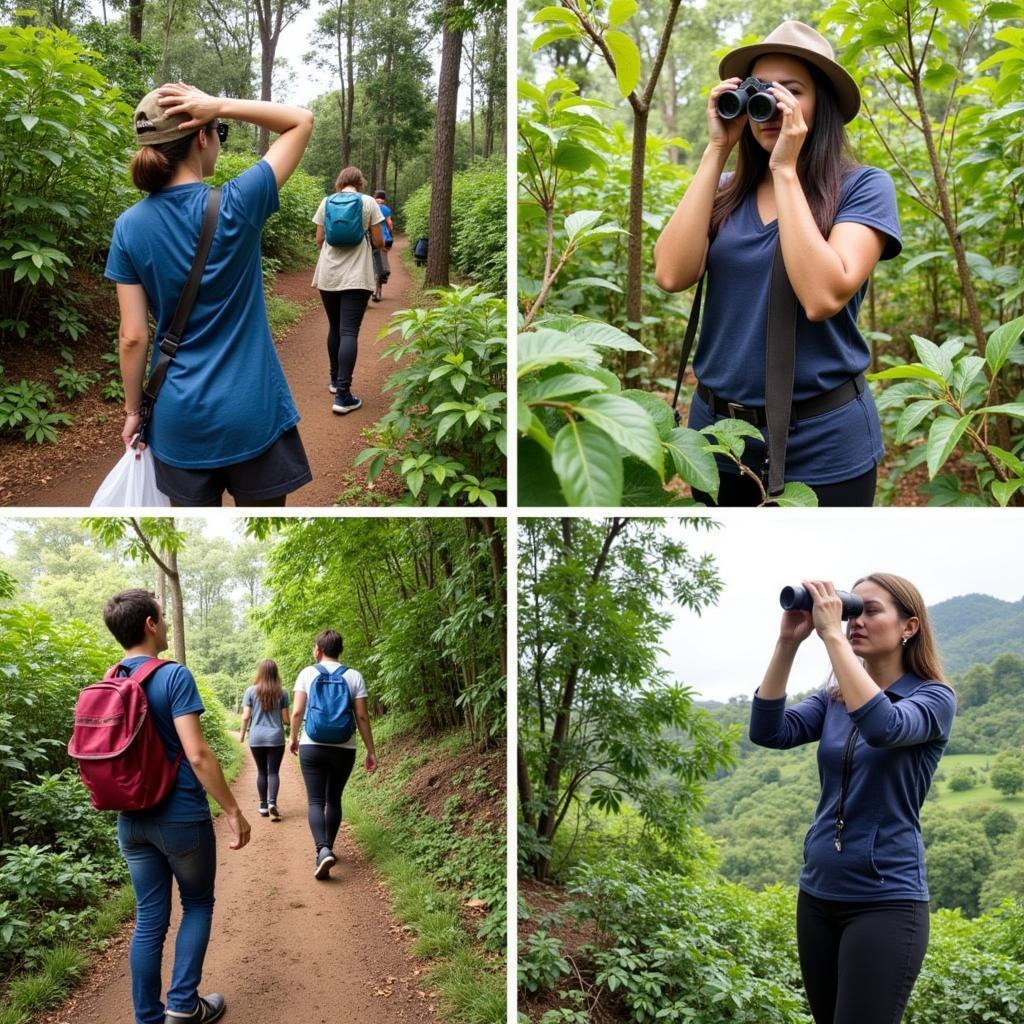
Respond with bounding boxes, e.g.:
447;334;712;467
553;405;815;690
67;658;182;811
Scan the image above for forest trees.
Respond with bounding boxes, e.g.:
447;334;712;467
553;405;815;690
517;517;735;881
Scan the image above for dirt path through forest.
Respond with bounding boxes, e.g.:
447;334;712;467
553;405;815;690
43;749;436;1024
3;238;412;507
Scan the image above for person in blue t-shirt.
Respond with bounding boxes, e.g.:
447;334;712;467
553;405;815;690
103;589;251;1024
654;22;902;507
372;190;394;301
238;659;290;820
105;84;315;507
749;574;956;1024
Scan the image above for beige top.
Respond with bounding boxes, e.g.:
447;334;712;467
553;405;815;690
311;191;384;292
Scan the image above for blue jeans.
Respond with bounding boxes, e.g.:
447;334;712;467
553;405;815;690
117;816;217;1024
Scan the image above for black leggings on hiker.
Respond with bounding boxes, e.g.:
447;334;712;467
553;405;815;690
691;465;877;508
796;890;929;1024
249;744;285;805
298;745;356;852
319;289;371;393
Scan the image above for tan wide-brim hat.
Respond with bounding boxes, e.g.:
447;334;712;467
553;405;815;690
719;21;861;124
133;88;196;146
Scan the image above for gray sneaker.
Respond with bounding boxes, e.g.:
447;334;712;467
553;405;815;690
332;392;362;415
164;993;225;1024
314;846;336;879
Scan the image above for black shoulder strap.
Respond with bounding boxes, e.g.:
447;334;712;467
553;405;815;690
671;273;705;427
764;240;798;498
132;187;222;448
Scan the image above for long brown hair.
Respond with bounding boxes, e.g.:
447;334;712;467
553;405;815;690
709;61;857;242
827;573;955;701
253;659;284;712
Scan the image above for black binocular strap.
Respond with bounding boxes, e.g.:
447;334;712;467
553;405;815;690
132;186;222;449
670;237;797;498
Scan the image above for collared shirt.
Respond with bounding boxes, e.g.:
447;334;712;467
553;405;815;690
750;673;956;901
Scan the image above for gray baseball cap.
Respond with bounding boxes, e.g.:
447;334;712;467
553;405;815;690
133;88;196;146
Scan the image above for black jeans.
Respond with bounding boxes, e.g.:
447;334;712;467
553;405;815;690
249;744;285;805
691;465;877;508
298;745;356;852
320;289;371;393
796;890;929;1024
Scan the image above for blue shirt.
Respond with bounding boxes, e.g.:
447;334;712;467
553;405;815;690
379;203;393;244
688;165;901;485
105;160;300;469
118;657;211;824
242;685;289;746
749;674;957;902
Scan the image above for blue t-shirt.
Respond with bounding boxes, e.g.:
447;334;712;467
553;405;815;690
118;656;211;823
105;160;300;469
242;685;289;747
379;203;393;244
688;165;902;485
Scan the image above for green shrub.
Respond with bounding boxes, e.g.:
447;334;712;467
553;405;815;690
402;162;506;291
195;679;235;768
949;766;979;791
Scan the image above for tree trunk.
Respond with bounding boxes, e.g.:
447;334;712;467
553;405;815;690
129;0;144;54
258;41;274;155
467;32;476;161
165;549;187;665
425;0;463;287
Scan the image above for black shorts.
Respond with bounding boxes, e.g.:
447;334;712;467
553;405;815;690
152;427;312;506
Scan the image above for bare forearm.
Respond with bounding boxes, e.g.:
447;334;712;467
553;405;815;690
772;169;850;321
356;714;375;758
820;632;881;711
119;335;148;409
758;638;800;699
218;98;312;136
654;144;728;292
190;747;240;813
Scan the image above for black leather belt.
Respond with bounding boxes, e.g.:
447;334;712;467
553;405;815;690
696;373;865;429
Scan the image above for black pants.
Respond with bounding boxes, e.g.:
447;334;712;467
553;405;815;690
298;745;356;852
320;289;371;393
249;744;284;805
691;465;877;508
796;890;929;1024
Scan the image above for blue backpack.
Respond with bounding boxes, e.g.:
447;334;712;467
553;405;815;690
304;664;355;743
324;192;365;247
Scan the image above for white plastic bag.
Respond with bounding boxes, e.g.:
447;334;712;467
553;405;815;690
90;446;171;508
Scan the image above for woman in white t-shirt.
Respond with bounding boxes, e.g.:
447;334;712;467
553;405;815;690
311;166;385;416
289;628;377;879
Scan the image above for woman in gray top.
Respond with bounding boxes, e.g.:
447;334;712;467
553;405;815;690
239;660;290;820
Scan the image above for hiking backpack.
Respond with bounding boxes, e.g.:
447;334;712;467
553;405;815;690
413;236;429;264
324;192;366;247
67;658;182;811
304;663;355;743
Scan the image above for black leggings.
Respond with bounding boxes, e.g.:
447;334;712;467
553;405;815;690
691;465;877;508
249;744;285;804
320;289;371;392
298;745;356;852
796;890;929;1024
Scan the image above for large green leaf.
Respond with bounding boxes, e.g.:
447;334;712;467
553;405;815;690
926;414;973;478
551;420;624;505
977;403;1024;419
769;482;818;508
566;320;650;353
521;372;609;403
895;399;941;444
664;427;719;499
607;0;638;28
604;29;641;97
984;315;1024;377
621;458;674;506
992;479;1024;508
868;365;946;387
518;437;568;506
575;393;665;476
565;209;604;240
620;389;674;440
533;5;579;24
518;329;598;376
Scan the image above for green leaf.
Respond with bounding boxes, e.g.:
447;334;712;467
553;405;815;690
604;29;642;97
868;364;946;387
533;5;578;24
768;482;818;507
926;414;973;478
984;315;1024;377
518;329;598;376
992;478;1024;507
664;427;719;498
20;113;38;131
901;250;947;274
620;389;675;440
976;403;1024;419
911;335;954;381
606;0;638;27
532;24;580;50
566;320;650;353
988;445;1024;478
406;468;424;497
621;458;673;505
552;419;624;505
521;372;608;403
518;436;567;505
566;276;624;293
895;399;941;443
565;209;603;239
575;393;665;476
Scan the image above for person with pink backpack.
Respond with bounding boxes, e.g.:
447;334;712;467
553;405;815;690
72;590;250;1024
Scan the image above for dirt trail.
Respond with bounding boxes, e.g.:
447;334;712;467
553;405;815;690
44;750;436;1024
3;238;412;507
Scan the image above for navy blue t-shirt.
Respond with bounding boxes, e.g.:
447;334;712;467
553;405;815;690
118;656;211;823
105;160;300;469
688;165;902;485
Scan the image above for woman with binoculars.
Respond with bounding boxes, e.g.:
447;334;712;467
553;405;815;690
749;575;957;1024
654;22;902;507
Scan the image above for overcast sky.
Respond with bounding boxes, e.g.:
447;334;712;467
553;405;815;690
656;510;1024;703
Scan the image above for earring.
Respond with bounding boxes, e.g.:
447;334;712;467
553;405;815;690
901;636;909;647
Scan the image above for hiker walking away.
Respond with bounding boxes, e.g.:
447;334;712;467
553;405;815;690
106;84;314;507
750;574;956;1023
289;629;377;879
372;189;395;302
312;167;385;415
96;589;250;1024
238;659;289;820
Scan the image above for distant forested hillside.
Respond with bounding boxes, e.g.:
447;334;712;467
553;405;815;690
930;593;1024;675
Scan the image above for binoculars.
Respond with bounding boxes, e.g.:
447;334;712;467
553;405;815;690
716;77;779;123
779;585;864;620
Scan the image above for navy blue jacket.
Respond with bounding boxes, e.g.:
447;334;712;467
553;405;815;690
749;673;956;902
